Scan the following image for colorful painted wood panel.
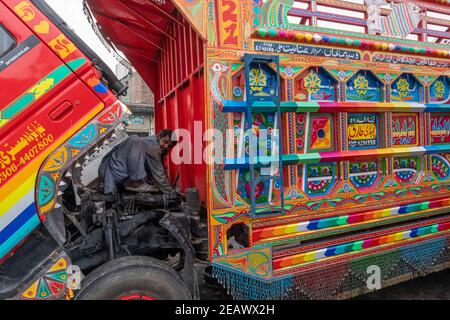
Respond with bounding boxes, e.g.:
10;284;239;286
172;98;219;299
394;157;420;184
295;68;336;102
217;0;242;49
391;114;419;147
309;114;334;152
431;114;450;145
432;154;450;181
248;63;278;99
346;71;383;102
347;113;380;150
430;76;450;104
303;163;336;197
349;161;380;189
391;74;423;102
197;0;450;300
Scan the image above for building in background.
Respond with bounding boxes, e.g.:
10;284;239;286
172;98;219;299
116;64;155;136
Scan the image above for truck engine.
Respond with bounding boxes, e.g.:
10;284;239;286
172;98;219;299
55;128;207;298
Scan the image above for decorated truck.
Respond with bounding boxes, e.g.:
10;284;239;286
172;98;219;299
1;0;450;300
0;0;201;300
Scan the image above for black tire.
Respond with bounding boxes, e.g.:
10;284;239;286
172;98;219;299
76;256;192;300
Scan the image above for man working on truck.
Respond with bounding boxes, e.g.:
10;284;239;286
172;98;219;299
99;129;177;195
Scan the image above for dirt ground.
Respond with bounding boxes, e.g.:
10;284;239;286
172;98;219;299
196;263;450;300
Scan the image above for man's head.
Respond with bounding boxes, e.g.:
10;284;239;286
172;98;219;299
157;129;177;156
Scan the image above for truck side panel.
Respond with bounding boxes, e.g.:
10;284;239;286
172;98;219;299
0;0;105;261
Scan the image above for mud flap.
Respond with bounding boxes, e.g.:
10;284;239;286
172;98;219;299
13;250;76;300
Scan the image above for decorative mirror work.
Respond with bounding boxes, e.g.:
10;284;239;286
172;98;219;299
391;74;423;102
308;114;334;152
349;161;380;189
391;113;419;147
293;67;337;102
347;113;380;150
303;163;336;197
431;154;450;181
430;113;450;145
430;76;450;104
346;70;384;102
248;62;278;100
394;157;421;184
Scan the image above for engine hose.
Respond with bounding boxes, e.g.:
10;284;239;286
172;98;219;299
105;215;114;261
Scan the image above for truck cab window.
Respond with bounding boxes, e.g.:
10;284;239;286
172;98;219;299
0;25;16;57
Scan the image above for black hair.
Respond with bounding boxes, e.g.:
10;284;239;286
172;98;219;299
158;129;178;144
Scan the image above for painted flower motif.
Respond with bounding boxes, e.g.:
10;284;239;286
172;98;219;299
343;183;351;192
338;70;347;80
401;159;408;168
290;189;299;199
284;66;293;78
304;71;322;95
410;160;416;168
249;67;267;87
233;87;243;98
433;80;445;99
384;74;392;83
322;167;330;176
396;78;411;99
354;74;369;97
310;167;319;177
361;163;369;172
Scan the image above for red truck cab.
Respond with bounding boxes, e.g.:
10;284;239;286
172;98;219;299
0;0;128;299
1;0;200;300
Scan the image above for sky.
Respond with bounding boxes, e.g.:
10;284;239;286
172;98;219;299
44;0;118;72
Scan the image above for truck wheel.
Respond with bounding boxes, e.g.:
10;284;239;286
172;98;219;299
76;256;192;300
